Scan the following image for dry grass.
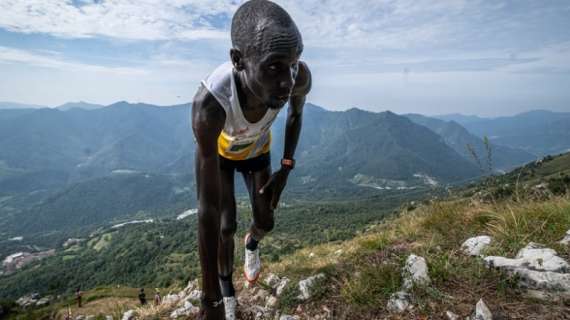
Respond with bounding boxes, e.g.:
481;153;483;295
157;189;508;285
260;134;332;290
261;196;570;319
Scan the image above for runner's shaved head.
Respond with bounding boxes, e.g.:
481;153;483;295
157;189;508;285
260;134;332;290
231;0;303;58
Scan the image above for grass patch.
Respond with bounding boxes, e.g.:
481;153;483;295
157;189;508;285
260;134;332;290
484;199;570;256
341;262;402;307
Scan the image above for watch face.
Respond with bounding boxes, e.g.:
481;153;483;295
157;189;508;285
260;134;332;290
281;159;295;168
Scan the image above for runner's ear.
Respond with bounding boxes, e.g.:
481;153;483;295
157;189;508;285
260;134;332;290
230;48;244;71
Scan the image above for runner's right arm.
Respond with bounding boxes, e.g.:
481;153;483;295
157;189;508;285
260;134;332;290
192;85;226;318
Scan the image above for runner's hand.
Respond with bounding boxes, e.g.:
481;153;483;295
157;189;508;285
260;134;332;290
259;168;290;209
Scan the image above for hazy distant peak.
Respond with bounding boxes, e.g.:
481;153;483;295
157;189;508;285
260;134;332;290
56;101;105;111
0;101;48;110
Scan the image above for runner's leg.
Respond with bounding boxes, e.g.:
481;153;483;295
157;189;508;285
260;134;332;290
218;167;237;297
242;165;274;242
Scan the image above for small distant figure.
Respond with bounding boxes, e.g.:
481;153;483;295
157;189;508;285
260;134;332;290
75;287;82;308
154;289;161;306
138;288;147;305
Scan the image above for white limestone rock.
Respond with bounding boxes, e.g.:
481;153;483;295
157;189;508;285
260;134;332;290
297;273;325;300
512;268;570;292
485;242;569;273
121;310;135;320
461;236;492;256
445;310;459;320
279;315;300;320
35;296;52;307
470;299;492;320
263;273;290;295
181;279;198;296
264;273;281;287
16;294;38;308
275;278;290;297
162;293;181;305
402;254;431;290
170;300;199;319
386;291;411;313
105;316;113;320
187;289;202;302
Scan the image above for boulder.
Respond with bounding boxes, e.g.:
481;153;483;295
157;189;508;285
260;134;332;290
470;299;492;320
121;310;135;320
170;300;199;319
162;293;181;305
402;254;431;290
35;296;52;307
386;291;411;313
263;273;290;296
279;315;300;320
461;236;492;256
298;273;325;300
512;268;570;292
485;242;568;273
275;278;290;297
264;273;280;287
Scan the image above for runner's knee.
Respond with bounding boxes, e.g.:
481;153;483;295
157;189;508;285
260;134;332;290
220;217;237;240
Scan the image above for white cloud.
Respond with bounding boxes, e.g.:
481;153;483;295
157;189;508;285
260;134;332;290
0;0;236;41
0;46;147;75
0;0;567;52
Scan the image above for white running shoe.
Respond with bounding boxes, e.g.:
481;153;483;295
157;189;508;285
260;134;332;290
244;233;261;283
223;296;236;320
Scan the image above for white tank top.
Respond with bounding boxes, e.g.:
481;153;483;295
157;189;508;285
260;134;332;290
201;62;281;160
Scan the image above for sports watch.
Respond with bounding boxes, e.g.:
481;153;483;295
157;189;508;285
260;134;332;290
281;158;295;170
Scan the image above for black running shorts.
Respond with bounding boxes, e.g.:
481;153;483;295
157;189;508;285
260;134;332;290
219;152;270;173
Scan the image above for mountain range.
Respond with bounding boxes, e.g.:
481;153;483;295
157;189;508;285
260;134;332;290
1;102;568;239
436;110;570;156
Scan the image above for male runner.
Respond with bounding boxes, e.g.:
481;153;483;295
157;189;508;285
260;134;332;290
191;1;311;319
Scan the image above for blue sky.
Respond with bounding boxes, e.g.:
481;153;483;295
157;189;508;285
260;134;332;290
0;0;569;116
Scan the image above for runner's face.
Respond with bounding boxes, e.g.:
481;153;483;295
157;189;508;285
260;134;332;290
245;48;300;109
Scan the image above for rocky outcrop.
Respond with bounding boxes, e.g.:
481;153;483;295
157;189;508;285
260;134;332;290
16;293;41;308
402;254;431;290
297;273;325;300
485;242;568;273
484;242;570;300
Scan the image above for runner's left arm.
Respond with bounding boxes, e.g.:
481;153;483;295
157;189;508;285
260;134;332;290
260;61;312;209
